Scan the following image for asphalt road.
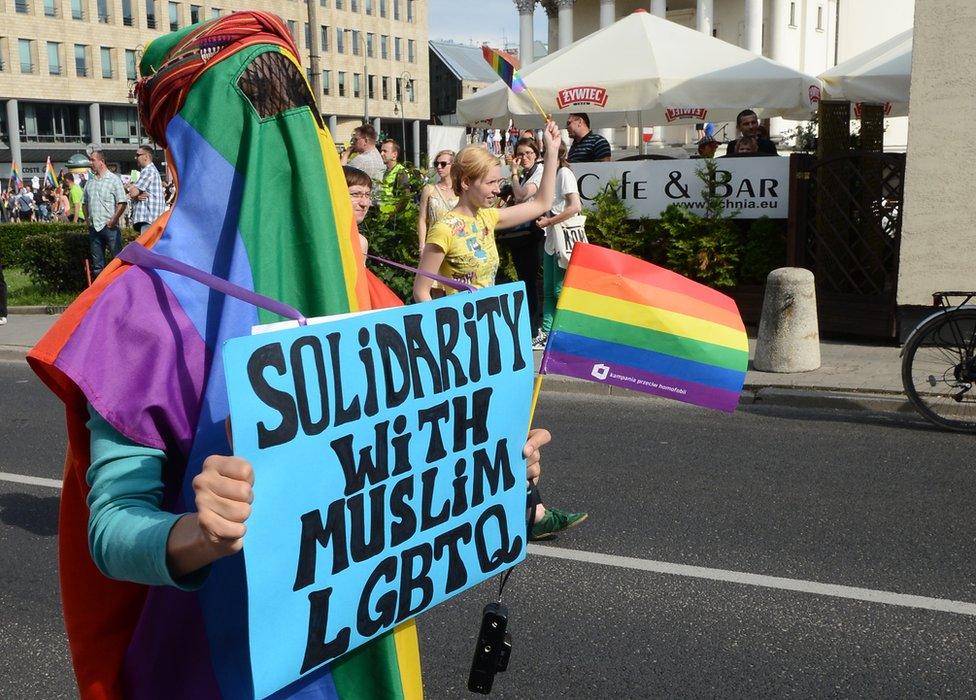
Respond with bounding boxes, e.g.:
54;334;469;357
2;359;976;698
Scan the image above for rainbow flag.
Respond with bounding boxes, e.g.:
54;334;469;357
44;156;58;187
540;243;748;412
9;161;22;189
482;45;526;93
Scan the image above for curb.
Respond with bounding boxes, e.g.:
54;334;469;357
8;305;68;315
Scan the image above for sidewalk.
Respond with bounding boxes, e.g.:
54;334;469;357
0;312;910;414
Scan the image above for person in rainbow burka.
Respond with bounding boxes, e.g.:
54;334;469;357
28;12;549;699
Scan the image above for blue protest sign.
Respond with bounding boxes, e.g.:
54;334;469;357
222;283;533;698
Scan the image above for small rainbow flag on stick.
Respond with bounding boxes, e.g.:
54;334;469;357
10;161;22;189
482;45;549;120
44;156;58;188
539;243;748;413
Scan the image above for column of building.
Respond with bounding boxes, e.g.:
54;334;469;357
647;1;666;145
6;100;22;172
598;0;615;148
766;0;792;142
515;0;536;66
540;0;559;55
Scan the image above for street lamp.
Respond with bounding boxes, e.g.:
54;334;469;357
344;29;369;124
397;70;413;163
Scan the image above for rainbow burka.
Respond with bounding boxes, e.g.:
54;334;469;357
29;12;419;699
482;45;526;93
540;243;748;412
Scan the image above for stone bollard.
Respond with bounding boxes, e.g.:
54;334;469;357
754;267;821;373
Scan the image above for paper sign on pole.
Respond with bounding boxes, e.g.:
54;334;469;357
222;283;533;698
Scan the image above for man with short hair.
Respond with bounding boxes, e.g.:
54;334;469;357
378;138;410;214
64;173;85;223
339;123;386;182
725;109;778;155
15;185;35;222
83;149;127;278
566;112;612;163
127;145;166;234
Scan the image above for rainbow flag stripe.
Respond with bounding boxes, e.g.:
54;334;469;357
540;243;748;412
10;161;22;188
482;45;526;93
44;156;58;187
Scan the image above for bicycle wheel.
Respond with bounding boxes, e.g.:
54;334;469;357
902;308;976;431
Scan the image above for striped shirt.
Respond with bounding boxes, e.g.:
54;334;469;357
568;131;612;163
131;163;166;226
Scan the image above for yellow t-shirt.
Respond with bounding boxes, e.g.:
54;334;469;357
425;208;501;292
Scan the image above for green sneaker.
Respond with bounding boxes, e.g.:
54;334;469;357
529;507;588;541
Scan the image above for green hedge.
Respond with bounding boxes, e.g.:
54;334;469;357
0;222;88;268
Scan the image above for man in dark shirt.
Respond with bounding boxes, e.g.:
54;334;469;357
566;112;612;163
725;109;778;156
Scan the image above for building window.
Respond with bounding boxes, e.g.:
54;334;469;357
168;1;179;31
146;0;156;27
189;3;200;23
365;0;372;14
74;43;88;76
101;105;139;143
15;0;30;14
19;102;91;143
335;0;342;8
0;39;7;73
336;27;344;53
101;46;113;78
96;0;108;22
367;74;374;99
788;1;797;27
321;26;329;51
380;35;388;59
394;37;401;62
408;78;415;102
350;0;357;11
816;4;824;31
393;0;399;20
210;7;220;18
319;0;327;6
47;41;61;75
406;0;413;22
322;69;330;95
337;71;346;97
19;39;34;73
71;0;84;19
122;0;133;25
44;0;57;17
395;76;402;101
408;39;415;63
287;20;297;40
381;76;388;100
125;48;137;80
352;30;360;55
379;0;385;17
304;23;311;49
353;72;360;98
366;32;374;58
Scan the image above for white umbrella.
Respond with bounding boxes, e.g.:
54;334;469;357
456;9;822;128
819;29;912;118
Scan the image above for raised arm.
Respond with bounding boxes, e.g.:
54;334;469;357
496;121;561;231
417;184;432;251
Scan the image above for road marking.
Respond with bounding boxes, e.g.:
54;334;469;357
1;470;971;617
528;543;976;617
0;471;63;490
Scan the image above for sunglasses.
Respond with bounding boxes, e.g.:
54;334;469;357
434;160;452;168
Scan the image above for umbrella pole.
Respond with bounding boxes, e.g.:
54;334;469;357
638;113;646;155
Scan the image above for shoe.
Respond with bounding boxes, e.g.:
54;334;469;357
529;507;588;541
532;332;548;351
0;317;6;325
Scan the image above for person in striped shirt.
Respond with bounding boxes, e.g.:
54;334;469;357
566;113;612;163
127;145;166;234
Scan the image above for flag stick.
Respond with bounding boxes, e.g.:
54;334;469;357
528;373;544;427
521;84;550;122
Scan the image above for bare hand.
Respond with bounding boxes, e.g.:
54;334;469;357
542;120;561;154
192;455;254;558
535;216;550;228
523;428;551;485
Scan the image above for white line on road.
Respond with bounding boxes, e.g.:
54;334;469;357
0;471;63;490
528;543;976;617
2;470;972;617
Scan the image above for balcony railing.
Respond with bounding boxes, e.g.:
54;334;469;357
76;65;88;77
16;0;31;12
71;6;84;19
21;62;35;73
44;3;58;16
98;12;110;22
49;66;62;75
147;15;157;28
21;133;90;143
123;14;134;25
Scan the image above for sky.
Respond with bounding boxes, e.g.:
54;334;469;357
427;0;548;50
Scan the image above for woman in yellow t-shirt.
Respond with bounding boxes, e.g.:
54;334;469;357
412;120;562;302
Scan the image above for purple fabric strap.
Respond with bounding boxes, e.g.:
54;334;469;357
367;253;476;292
117;242;309;326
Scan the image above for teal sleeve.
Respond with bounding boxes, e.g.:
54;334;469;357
86;404;209;590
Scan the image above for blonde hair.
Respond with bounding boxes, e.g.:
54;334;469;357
452;146;500;197
433;149;456;163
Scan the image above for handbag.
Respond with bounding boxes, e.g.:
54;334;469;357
544;213;588;268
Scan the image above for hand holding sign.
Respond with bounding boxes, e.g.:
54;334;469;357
523;428;550;485
193;455;255;551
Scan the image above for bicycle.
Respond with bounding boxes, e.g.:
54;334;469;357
901;292;976;431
